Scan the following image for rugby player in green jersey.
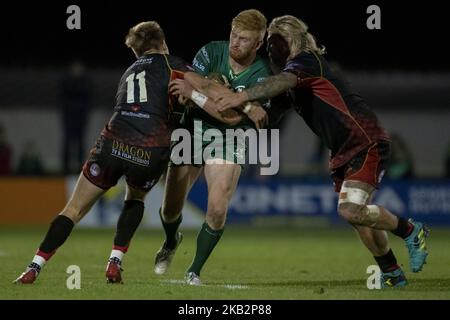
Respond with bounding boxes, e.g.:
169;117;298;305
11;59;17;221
154;9;271;285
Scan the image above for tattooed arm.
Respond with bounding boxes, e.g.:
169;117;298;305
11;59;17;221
246;72;298;101
170;77;269;129
216;72;298;112
169;78;243;126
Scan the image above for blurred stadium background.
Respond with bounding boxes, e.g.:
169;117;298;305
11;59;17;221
1;1;450;299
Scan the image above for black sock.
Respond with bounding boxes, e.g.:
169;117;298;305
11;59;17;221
374;249;399;273
391;217;413;239
114;200;145;247
160;208;182;250
39;215;75;253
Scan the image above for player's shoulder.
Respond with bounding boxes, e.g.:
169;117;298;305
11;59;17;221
166;53;188;65
198;41;228;54
122;60;140;77
252;55;273;76
166;54;193;72
126;54;161;71
285;51;326;76
194;41;228;74
204;40;228;48
254;55;271;70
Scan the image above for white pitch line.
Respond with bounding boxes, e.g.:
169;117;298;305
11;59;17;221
162;279;185;284
160;279;249;289
0;251;8;257
222;284;249;290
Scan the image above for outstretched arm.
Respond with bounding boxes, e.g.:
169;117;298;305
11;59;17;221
183;71;229;101
216;72;298;112
170;78;268;129
170;78;243;126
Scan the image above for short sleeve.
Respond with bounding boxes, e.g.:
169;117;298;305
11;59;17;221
170;56;194;73
283;57;306;78
192;43;213;76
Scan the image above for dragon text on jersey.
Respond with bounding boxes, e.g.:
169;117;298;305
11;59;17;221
111;139;151;166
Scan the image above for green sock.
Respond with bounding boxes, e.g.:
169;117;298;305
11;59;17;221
159;208;182;250
187;222;224;276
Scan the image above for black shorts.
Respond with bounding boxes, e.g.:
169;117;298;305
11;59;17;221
331;141;391;192
82;135;170;192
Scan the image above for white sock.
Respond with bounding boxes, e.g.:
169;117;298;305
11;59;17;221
109;249;125;261
31;255;47;269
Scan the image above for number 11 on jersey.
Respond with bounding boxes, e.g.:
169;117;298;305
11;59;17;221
126;71;148;103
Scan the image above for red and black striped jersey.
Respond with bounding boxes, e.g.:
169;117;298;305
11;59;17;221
103;53;192;147
283;52;390;170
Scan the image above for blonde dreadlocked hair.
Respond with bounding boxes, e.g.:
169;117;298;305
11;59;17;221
268;15;325;56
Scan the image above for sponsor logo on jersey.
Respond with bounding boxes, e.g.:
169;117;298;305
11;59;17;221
120;111;150;119
143;179;158;190
193;58;205;72
134;57;154;65
111;140;151;166
234;85;246;92
90;163;101;177
200;47;210;63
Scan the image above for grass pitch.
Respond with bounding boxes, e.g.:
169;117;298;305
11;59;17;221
1;226;449;300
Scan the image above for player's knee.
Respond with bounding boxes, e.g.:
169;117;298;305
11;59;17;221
213;180;234;198
206;204;227;229
125;188;147;202
60;205;84;224
207;204;227;217
338;203;365;225
161;196;185;218
160;205;181;222
206;213;226;230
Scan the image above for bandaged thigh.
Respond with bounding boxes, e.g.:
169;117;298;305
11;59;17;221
338;186;370;206
338;186;380;226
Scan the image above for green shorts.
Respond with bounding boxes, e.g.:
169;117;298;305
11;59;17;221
169;118;251;167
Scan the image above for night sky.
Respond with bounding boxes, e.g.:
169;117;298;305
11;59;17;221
1;0;448;71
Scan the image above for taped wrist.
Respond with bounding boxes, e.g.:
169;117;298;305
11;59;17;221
243;103;253;114
191;90;208;108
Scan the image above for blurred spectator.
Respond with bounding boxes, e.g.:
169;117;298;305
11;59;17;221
17;141;45;175
387;133;414;179
0;123;12;175
59;59;93;174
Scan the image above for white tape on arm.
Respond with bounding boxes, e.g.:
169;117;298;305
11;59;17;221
190;90;208;109
243;103;253;114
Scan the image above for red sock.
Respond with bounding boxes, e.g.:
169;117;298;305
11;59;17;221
36;249;56;261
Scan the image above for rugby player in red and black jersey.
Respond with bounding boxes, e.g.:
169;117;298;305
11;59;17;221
216;15;429;288
14;21;240;285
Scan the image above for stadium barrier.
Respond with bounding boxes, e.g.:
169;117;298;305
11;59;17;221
202;178;450;226
0;177;66;225
1;177;450;227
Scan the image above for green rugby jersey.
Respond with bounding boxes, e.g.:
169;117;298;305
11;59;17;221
191;40;272;129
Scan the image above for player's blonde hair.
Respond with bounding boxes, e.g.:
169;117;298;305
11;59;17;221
268;15;325;55
231;9;267;41
125;21;165;56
